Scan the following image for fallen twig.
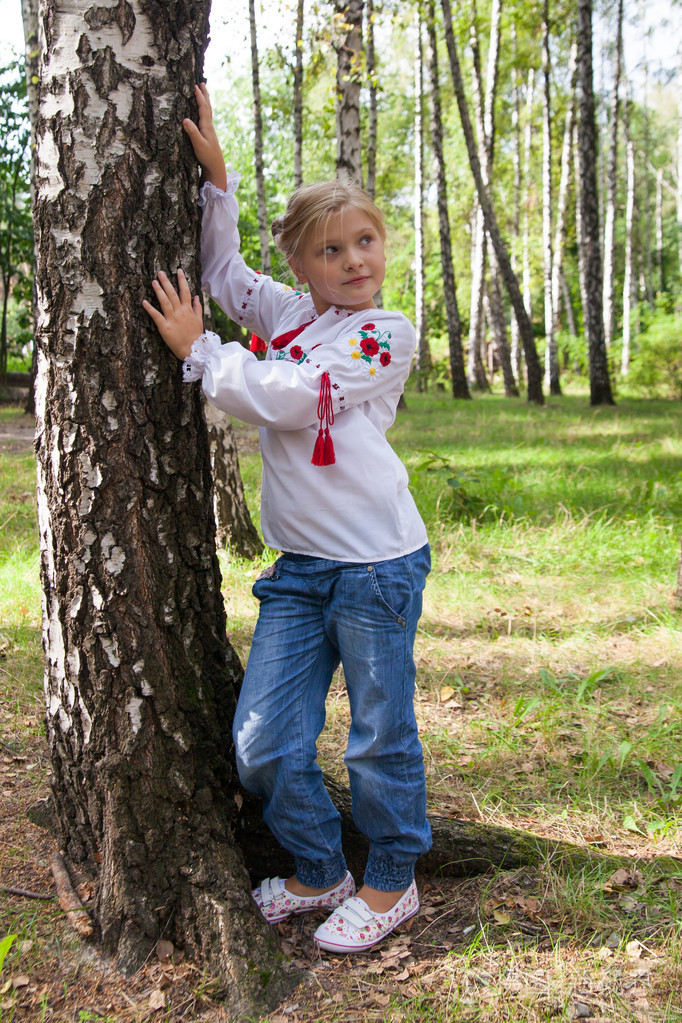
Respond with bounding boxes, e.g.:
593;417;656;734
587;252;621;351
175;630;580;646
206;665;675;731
49;851;94;938
0;884;55;901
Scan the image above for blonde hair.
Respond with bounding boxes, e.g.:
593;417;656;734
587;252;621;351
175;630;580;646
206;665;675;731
271;180;386;262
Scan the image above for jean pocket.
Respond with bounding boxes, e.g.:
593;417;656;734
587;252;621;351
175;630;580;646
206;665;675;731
366;560;411;627
251;560;281;600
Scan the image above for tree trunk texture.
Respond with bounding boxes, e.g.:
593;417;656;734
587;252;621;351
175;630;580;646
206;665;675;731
365;0;377;199
414;15;430;389
541;0;560;395
576;0;614;406
520;66;535;379
33;1;294;1012
655;167;664;294
602;0;623;349
441;0;543;404
21;0;39;415
425;0;468;399
293;0;304;190
467;206;490;391
622;94;634;376
249;0;271;275
237;777;682;884
335;0;364;184
510;31;522;386
641;61;654;307
551;40;577;342
204;401;263;559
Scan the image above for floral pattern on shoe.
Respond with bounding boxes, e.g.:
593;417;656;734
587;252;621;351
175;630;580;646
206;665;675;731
252;871;356;924
313;881;420;952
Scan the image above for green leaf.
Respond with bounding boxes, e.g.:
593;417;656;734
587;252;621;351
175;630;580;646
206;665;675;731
0;934;17;975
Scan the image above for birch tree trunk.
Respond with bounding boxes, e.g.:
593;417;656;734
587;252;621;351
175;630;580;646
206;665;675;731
335;0;364;184
21;0;40;414
622;94;634;375
519;67;535;383
602;0;623;349
441;0;543;404
510;29;522;383
551;39;577;341
414;14;430;388
33;0;292;1008
655;166;664;293
249;0;271;274
293;0;304;189
467;7;490;392
366;0;378;198
426;0;468;399
541;0;559;394
577;0;615;405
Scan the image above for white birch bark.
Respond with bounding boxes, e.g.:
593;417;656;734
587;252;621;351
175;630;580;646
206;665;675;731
622;93;635;375
541;0;558;394
551;40;577;340
249;0;271;274
602;0;623;349
414;14;429;384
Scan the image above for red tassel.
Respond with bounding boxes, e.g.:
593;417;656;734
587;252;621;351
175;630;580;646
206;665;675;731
312;372;335;466
250;332;267;352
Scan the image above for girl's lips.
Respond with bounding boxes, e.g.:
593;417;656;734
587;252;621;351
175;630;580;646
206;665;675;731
345;276;370;285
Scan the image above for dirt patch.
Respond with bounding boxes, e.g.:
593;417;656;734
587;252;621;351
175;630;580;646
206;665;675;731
0;411;35;456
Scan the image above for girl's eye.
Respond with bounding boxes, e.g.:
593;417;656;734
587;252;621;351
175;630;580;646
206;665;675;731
323;245;337;256
360;235;372;245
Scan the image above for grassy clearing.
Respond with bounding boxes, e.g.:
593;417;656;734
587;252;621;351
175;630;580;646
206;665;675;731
1;389;681;1021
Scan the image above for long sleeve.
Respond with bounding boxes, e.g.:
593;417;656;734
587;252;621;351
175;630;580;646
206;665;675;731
199;180;311;342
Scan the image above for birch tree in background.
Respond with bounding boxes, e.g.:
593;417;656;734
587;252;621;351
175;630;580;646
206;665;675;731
366;0;378;198
414;13;429;386
441;0;543;403
541;0;559;394
249;0;271;273
336;0;364;183
294;0;304;188
602;0;623;348
550;39;577;343
32;0;290;1008
426;0;468;399
622;90;635;375
21;0;39;414
577;0;615;405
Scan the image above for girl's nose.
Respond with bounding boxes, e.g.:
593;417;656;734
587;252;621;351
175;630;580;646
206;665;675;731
345;248;363;269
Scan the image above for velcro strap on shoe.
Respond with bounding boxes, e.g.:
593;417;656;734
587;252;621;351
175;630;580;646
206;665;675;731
334;897;377;930
260;876;283;907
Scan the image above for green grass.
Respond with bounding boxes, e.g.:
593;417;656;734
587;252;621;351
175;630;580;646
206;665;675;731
1;389;681;1021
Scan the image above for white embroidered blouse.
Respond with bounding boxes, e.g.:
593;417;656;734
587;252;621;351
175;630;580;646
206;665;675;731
184;176;428;563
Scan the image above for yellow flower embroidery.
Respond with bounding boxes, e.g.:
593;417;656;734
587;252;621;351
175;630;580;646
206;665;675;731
369;367;376;375
348;337;358;346
351;350;361;359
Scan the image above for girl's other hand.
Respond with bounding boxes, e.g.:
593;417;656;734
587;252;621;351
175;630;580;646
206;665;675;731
142;269;204;360
183;83;228;192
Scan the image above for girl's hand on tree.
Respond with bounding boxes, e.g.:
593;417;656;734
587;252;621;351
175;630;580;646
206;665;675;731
143;269;204;360
183;83;228;192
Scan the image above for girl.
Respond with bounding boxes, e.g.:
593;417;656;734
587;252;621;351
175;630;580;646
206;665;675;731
143;84;431;953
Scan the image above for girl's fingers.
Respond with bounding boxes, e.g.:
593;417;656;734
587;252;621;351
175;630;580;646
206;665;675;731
151;277;173;312
156;271;180;308
142;298;162;325
176;268;191;303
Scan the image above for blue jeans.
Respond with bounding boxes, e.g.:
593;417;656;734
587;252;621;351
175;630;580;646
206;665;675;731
232;544;432;892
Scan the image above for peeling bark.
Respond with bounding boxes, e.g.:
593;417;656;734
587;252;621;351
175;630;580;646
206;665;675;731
335;0;364;184
33;1;294;1011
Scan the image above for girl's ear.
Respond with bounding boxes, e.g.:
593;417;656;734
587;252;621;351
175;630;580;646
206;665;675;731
287;257;307;285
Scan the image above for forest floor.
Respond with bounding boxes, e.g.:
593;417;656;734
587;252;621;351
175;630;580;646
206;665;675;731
1;393;682;1022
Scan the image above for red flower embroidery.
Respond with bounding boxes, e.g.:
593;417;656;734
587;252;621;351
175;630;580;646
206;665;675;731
380;351;391;366
290;345;303;360
362;322;376;330
360;338;379;356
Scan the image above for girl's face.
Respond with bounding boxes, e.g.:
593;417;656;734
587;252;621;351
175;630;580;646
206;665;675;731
288;207;386;316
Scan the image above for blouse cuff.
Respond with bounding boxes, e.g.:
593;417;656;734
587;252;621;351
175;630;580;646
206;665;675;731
198;169;241;207
182;330;223;383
